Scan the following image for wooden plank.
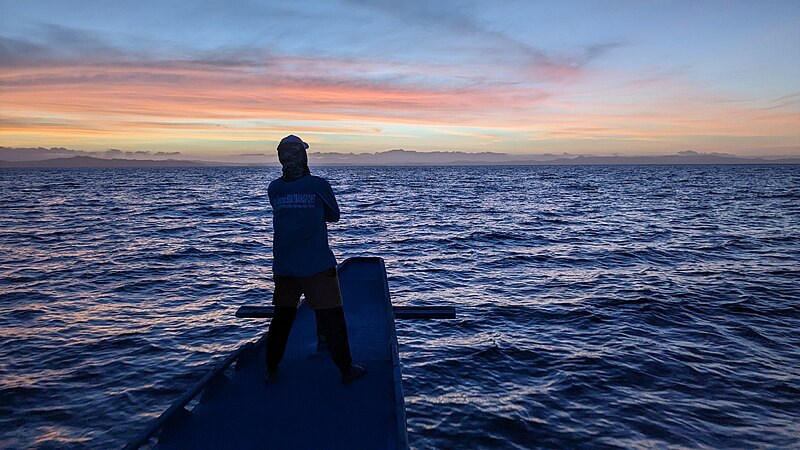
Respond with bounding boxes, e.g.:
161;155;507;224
235;305;275;318
393;306;456;319
235;305;455;320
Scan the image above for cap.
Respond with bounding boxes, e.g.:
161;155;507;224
278;134;309;149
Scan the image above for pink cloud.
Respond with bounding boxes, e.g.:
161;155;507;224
1;50;798;155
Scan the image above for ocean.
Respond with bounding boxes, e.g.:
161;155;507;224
1;165;799;449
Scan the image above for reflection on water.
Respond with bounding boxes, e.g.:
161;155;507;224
1;165;799;449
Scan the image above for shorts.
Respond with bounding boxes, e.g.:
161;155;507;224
272;266;343;310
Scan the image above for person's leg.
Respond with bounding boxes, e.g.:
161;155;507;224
302;267;366;383
314;306;352;371
266;306;297;373
266;276;302;380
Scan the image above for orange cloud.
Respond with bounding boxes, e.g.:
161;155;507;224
1;56;798;155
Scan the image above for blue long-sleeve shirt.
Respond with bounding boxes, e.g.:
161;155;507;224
268;175;340;277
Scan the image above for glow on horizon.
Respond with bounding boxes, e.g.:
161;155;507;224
1;1;799;157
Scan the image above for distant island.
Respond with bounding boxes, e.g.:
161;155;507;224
305;149;800;166
1;147;799;168
0;156;207;168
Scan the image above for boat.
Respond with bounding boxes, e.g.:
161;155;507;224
124;256;455;449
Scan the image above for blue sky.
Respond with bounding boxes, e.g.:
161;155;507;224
2;0;799;156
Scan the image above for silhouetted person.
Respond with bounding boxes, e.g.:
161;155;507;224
265;134;366;384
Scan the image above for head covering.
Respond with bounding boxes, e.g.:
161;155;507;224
279;134;309;149
277;135;310;181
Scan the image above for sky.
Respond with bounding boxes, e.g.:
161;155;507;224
1;0;799;157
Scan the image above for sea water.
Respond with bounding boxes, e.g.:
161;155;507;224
1;165;799;449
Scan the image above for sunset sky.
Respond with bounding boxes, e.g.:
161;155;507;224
2;0;799;157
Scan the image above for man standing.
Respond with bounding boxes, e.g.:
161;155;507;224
265;134;366;384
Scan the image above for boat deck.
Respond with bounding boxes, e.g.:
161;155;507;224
153;257;407;449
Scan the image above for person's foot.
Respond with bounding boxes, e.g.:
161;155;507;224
341;364;367;384
264;368;278;384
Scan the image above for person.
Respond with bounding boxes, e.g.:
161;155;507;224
265;134;367;384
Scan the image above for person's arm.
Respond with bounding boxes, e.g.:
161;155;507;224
267;181;277;209
318;179;340;222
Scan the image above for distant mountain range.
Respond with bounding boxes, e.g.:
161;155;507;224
308;149;800;166
0;156;206;168
1;147;799;168
524;152;800;166
0;146;185;162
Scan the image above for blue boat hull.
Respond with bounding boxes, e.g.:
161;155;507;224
148;257;408;450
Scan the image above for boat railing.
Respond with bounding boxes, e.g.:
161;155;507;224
123;332;267;450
